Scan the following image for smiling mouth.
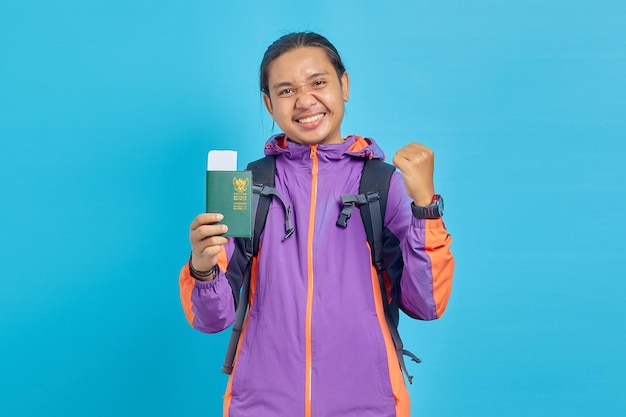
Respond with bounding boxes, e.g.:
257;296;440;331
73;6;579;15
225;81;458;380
296;113;325;124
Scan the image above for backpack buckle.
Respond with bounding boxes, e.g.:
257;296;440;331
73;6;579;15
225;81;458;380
336;194;368;228
337;201;356;228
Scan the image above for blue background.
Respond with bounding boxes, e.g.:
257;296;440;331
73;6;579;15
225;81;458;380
1;1;625;416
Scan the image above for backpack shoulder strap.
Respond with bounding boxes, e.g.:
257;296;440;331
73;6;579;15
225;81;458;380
358;158;394;270
222;155;275;375
358;158;421;384
247;155;276;257
222;155;294;375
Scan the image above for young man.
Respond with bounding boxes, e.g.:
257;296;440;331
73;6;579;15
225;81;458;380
180;32;454;417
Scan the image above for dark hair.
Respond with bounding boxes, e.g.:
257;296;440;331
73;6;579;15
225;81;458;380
260;32;346;95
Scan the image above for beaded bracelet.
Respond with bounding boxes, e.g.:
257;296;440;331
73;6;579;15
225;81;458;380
188;253;219;280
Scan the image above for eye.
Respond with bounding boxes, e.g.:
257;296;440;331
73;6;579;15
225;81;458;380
278;88;295;97
312;80;326;88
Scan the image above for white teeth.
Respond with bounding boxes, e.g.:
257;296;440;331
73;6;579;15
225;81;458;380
298;114;324;124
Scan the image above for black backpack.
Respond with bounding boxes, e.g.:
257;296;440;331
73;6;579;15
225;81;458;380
221;155;420;383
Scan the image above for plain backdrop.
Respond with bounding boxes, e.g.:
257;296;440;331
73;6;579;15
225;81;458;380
1;1;625;416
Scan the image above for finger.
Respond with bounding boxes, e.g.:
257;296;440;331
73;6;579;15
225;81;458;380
190;213;224;231
393;144;418;164
397;143;431;159
191;224;229;244
194;236;230;257
191;245;224;271
392;153;412;170
192;237;230;263
200;244;225;259
394;147;433;168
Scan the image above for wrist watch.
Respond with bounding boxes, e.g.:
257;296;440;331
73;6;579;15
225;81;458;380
411;194;444;219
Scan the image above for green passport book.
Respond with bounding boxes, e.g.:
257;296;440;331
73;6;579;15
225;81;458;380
205;151;253;238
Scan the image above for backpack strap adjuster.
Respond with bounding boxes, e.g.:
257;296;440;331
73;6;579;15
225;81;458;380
336;192;380;228
253;184;295;241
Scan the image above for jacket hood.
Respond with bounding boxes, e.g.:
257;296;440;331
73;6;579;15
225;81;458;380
263;134;386;161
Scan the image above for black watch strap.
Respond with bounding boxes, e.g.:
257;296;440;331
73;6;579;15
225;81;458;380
411;194;444;219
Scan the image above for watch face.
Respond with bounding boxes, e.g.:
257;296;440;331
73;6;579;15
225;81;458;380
438;196;444;216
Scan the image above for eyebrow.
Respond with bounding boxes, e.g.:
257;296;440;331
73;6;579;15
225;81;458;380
270;72;330;91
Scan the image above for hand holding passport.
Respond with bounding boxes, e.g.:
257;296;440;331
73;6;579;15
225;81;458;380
206;150;253;238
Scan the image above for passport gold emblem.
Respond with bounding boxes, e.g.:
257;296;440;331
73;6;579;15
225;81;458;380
233;177;249;193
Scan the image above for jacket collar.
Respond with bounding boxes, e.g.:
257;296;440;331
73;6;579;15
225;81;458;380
263;134;386;161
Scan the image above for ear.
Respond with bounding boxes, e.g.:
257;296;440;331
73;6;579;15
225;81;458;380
263;93;274;116
341;72;350;102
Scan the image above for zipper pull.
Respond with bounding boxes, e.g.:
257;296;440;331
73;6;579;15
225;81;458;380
309;145;318;175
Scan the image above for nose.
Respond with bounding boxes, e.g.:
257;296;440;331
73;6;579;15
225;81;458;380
294;89;317;108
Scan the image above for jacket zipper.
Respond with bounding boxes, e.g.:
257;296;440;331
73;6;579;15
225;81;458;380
305;145;318;417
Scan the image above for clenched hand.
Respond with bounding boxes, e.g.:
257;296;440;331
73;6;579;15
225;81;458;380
392;142;435;207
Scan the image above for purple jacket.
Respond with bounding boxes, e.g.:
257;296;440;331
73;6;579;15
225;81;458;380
180;135;454;417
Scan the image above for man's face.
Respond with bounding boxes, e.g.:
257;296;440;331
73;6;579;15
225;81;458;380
263;46;350;146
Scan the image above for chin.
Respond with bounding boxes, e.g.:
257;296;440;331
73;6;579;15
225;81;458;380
287;132;327;145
